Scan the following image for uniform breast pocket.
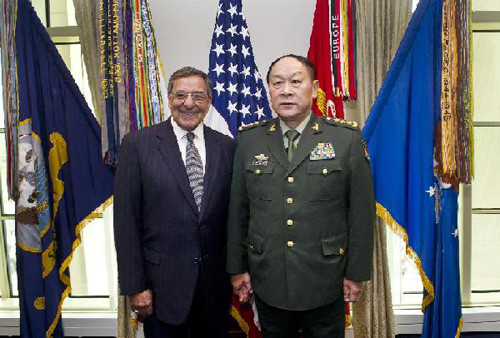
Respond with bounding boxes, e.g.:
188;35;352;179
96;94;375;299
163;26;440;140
307;160;343;201
245;162;274;200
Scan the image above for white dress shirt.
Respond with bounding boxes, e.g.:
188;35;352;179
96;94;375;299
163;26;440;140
171;118;206;172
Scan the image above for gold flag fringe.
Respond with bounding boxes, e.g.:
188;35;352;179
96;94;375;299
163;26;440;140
376;203;435;312
345;313;351;328
46;196;113;338
316;88;328;117
456;317;463;337
230;304;250;336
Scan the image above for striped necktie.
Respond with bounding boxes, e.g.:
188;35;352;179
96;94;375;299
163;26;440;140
186;132;204;210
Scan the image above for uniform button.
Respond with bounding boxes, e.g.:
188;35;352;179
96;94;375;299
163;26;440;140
287;241;294;248
322;168;328;175
255;169;261;174
249;244;254;250
287;198;293;204
287;219;294;226
287;177;294;183
339;247;345;254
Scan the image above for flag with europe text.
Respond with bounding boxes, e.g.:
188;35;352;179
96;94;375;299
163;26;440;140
363;0;472;336
207;0;272;336
14;0;114;336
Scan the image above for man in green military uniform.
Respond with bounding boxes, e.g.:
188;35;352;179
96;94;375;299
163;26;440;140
227;54;375;337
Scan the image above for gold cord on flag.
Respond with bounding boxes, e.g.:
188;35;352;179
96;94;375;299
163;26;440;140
439;0;473;184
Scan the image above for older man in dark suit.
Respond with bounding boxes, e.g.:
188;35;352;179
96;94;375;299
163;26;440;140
114;67;236;338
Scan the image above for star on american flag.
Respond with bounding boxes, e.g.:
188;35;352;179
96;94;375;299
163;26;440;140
208;0;272;137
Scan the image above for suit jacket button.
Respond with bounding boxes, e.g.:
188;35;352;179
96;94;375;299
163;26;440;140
193;257;201;264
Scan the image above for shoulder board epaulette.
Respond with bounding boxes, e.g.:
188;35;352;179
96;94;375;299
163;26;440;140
324;117;359;130
238;120;268;132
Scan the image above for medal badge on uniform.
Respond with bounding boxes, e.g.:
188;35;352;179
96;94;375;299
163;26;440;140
309;143;335;160
253;154;269;166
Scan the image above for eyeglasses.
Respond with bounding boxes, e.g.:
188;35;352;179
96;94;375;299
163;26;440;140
170;91;209;103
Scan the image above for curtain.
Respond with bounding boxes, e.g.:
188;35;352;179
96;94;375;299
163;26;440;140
117;294;138;338
345;0;412;128
345;1;413;337
73;0;102;122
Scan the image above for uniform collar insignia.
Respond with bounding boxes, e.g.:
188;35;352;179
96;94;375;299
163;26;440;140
312;122;320;132
268;124;276;132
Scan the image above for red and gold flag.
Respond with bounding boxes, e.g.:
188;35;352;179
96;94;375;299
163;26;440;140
307;0;358;118
230;295;261;338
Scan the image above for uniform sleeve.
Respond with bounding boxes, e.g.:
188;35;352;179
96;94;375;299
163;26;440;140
345;129;375;281
226;134;250;274
113;134;148;295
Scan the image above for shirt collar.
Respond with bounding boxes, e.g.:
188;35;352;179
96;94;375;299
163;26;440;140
279;112;311;135
171;117;204;141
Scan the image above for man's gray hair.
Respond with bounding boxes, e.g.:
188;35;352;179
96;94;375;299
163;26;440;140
167;67;212;99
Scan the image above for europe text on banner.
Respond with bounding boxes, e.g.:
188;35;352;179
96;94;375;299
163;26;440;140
207;0;272;138
307;0;358;118
14;0;114;336
362;0;472;337
207;0;272;336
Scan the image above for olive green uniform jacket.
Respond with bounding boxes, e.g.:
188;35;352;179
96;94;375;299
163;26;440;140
227;114;375;311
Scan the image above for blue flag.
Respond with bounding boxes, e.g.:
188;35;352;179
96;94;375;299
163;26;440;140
208;0;272;137
362;0;462;336
424;185;462;337
14;0;114;336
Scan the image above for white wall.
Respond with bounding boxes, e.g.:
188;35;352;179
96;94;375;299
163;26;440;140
150;0;315;88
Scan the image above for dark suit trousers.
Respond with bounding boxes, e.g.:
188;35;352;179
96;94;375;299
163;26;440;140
255;295;345;338
143;272;229;338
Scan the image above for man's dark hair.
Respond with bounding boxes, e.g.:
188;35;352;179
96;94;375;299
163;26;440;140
266;54;316;84
167;66;212;99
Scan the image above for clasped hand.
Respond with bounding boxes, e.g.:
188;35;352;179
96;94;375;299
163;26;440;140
231;272;253;303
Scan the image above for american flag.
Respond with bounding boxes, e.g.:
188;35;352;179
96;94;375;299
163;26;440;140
208;0;272;137
208;1;267;336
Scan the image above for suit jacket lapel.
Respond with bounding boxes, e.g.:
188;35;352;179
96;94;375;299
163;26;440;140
199;126;220;218
266;119;289;170
286;114;323;176
155;119;198;214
